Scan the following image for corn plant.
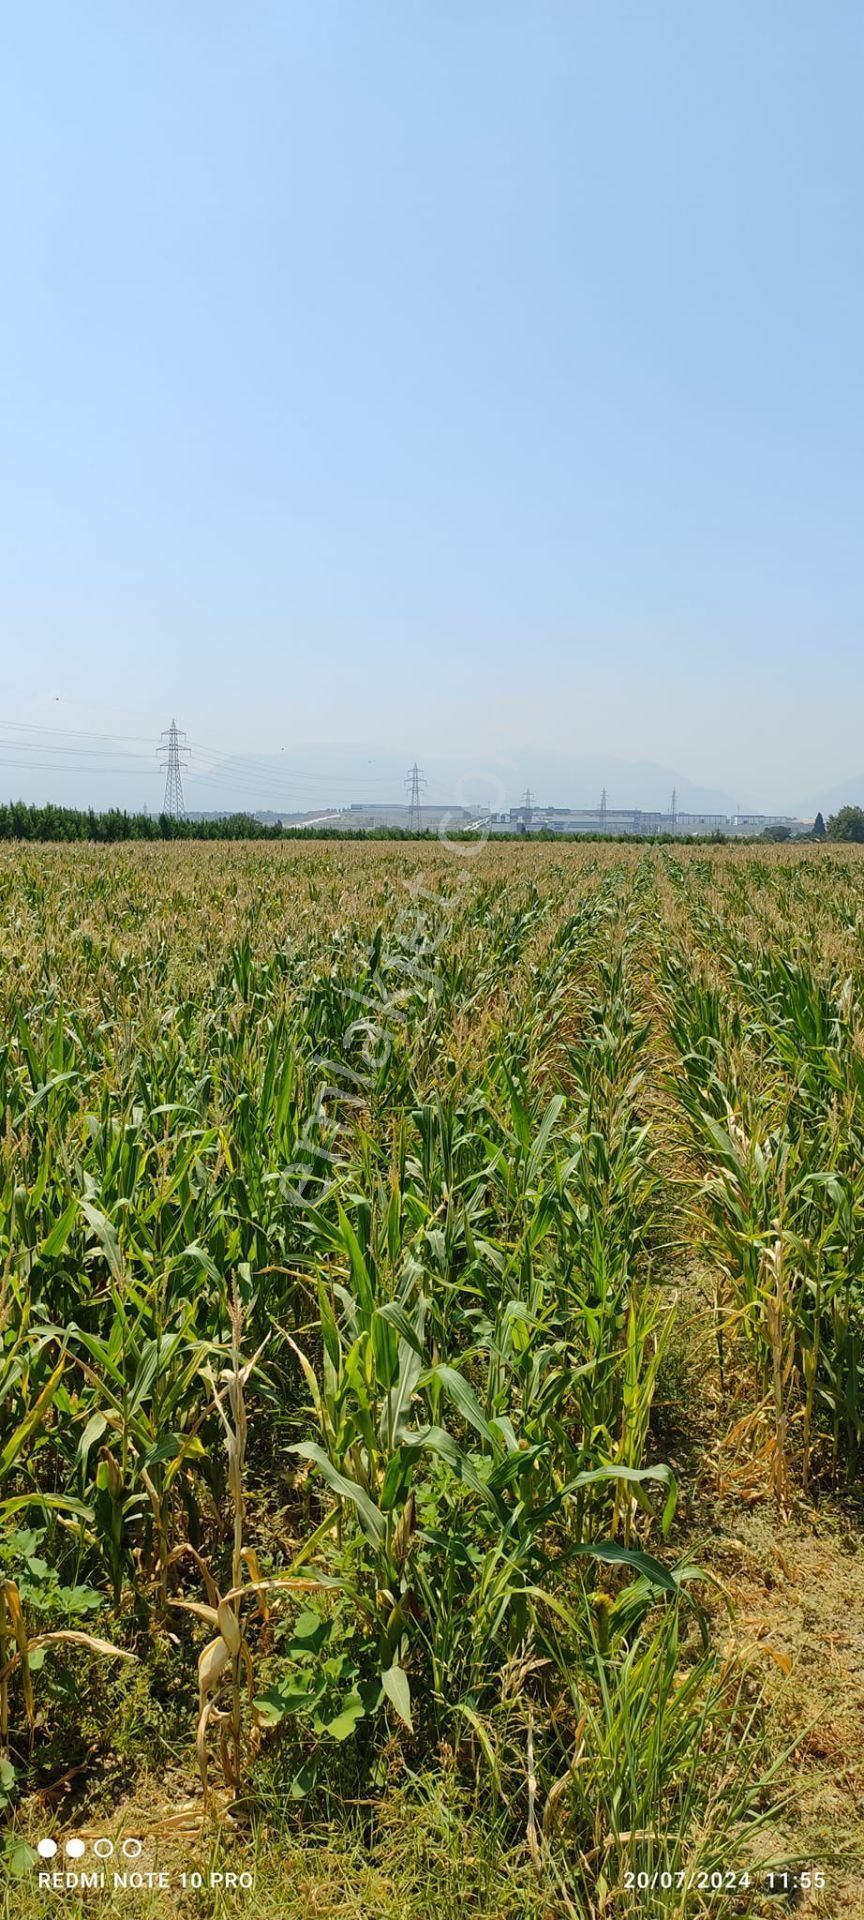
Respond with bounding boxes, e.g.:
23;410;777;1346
0;837;803;1869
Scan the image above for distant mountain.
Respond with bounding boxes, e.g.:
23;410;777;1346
796;777;864;820
487;753;741;817
186;744;745;818
4;733;785;819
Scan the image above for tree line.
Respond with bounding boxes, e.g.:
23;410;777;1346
0;804;481;843
1;799;863;845
0;803;285;842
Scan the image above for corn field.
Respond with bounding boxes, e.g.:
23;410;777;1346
1;839;861;1915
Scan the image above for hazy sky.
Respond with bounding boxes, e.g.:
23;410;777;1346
2;3;863;812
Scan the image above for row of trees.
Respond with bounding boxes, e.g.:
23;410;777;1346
0;803;286;842
822;805;864;842
760;809;864;843
2;799;864;846
0;803;464;843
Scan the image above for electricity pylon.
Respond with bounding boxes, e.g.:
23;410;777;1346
405;762;426;832
160;719;189;819
600;787;607;832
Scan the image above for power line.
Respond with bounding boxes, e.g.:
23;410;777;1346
0;717;513;817
159;719;189;819
0;719;432;807
405;762;426;832
185;740;407;794
183;761;392;808
0;721;395;792
0;719;157;745
0;738;154;762
0;757;156;777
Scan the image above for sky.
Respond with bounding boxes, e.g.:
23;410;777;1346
2;2;864;815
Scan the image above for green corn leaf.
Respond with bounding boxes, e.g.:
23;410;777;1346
79;1201;125;1281
0;1493;93;1523
565;1541;678;1591
424;1364;498;1448
375;1300;426;1355
381;1663;412;1730
290;1441;386;1545
1;1358;67;1475
567;1463;678;1535
77;1411;108;1469
401;1424;494;1505
39;1201;79;1259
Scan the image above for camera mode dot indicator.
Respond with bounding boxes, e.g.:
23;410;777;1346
37;1840;58;1859
65;1838;86;1859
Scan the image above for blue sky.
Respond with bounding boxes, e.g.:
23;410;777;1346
2;3;863;813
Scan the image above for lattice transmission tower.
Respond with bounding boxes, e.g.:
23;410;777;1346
405;762;426;832
160;719;190;819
